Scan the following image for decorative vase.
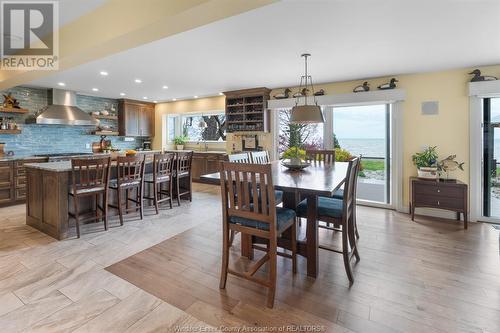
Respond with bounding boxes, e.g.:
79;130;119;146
176;145;184;150
417;167;438;179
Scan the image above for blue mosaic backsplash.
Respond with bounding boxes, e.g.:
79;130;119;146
0;86;146;156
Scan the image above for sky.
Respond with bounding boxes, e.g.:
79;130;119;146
333;104;386;139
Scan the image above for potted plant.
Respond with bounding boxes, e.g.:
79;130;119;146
174;136;188;150
282;146;307;165
412;146;439;179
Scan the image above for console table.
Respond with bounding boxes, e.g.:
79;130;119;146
409;177;468;229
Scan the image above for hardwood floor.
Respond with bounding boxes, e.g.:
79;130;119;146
0;183;499;332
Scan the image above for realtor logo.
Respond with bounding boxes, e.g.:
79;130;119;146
1;1;59;70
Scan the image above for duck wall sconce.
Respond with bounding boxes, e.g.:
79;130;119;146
292;88;309;98
313;89;325;96
353;81;370;93
273;88;291;99
469;69;497;82
378;78;398;90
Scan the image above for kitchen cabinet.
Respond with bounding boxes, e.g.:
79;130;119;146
191;152;227;182
118;99;155;137
0;158;47;206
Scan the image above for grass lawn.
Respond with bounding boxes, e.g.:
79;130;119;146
361;159;385;171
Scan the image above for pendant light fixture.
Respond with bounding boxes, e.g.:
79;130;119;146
290;53;324;124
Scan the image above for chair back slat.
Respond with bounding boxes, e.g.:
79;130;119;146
251;151;270;164
153;153;175;180
71;157;111;192
306;149;336;164
220;162;275;227
177;151;193;173
342;157;360;220
228;153;251;163
116;155;145;185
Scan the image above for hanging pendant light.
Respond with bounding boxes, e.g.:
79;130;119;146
290;53;324;124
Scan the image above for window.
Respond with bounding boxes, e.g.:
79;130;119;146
167;115;177;143
278;108;324;154
180;113;226;142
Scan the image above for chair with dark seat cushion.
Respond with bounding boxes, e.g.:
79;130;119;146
228;152;251;163
306;149;336;164
219;161;297;308
332;188;343;199
174;151;193;205
108;155;146;225
296;157;360;284
68;157;111;238
143;152;175;213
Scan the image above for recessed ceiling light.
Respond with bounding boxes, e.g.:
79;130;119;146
92;88;99;92
218;92;223;96
143;96;148;100
162;85;168;89
100;71;108;76
135;79;142;83
57;82;65;86
193;95;198;98
119;92;126;96
153;100;158;103
172;98;177;101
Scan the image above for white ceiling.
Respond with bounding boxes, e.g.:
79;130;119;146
29;0;500;102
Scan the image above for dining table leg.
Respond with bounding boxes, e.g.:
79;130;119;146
305;193;319;278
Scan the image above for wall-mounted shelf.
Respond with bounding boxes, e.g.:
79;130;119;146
92;115;118;120
92;131;119;136
0;129;21;134
224;87;271;133
0;107;28;114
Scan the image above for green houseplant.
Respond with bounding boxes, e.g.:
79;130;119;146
174;136;188;150
412;146;439;179
282;146;307;165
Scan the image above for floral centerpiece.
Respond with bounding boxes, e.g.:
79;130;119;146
282;146;307;165
412;146;439;179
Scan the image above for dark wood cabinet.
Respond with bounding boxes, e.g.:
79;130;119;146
224;87;271;133
118;99;155;137
191;152;226;182
0;158;47;206
410;177;468;229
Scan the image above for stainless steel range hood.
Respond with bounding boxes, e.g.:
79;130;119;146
36;89;99;126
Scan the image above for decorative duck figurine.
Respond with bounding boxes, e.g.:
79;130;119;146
378;78;398;90
353;82;370;93
313;89;325;96
293;88;309;98
273;88;291;99
469;69;497;82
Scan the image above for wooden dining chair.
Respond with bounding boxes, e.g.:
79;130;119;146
175;151;193;205
296;157;360;284
143;152;175;213
306;149;336;164
219;161;297;308
69;157;111;238
108;155;146;225
250;151;270;164
228;152;251;163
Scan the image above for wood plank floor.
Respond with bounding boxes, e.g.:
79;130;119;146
0;183;499;332
107;185;500;333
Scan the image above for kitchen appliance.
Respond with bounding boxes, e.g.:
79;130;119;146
142;140;152;150
35;89;99;126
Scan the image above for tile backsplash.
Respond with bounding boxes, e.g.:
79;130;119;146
0;86;145;156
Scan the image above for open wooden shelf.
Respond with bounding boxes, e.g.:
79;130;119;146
0;107;28;114
92;115;118;120
224;88;270;133
92;131;119;136
0;129;21;134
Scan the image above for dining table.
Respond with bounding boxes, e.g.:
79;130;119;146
200;160;349;278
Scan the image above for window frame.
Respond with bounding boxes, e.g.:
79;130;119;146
165;110;227;144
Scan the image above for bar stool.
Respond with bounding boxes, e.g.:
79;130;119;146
108;155;146;225
68;157;111;238
174;151;193;205
143;152;175;213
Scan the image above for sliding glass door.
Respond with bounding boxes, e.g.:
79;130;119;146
481;98;500;218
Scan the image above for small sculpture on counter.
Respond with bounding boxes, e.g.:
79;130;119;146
353;81;370;93
313;89;325;96
273;88;292;99
378;78;398;90
293;88;309;98
469;69;497;82
2;93;21;108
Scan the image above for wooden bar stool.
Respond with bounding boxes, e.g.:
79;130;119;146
68;157;111;238
108;155;146;225
143;152;175;213
174;151;193;205
219;162;297;308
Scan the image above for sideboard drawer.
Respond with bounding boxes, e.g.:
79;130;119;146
414;182;464;199
414;195;464;210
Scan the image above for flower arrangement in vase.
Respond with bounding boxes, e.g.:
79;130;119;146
412;146;439;179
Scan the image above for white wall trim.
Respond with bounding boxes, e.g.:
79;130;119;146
469;96;482;222
469;80;500;97
392;102;405;213
267;89;406;109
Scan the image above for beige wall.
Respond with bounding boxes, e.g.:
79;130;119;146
154;64;500;204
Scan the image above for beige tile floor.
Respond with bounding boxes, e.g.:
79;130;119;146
0;183;219;333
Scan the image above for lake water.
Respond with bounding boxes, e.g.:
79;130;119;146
337;138;386;158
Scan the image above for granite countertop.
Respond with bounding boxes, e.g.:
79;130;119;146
0;155;49;162
24;161;72;172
